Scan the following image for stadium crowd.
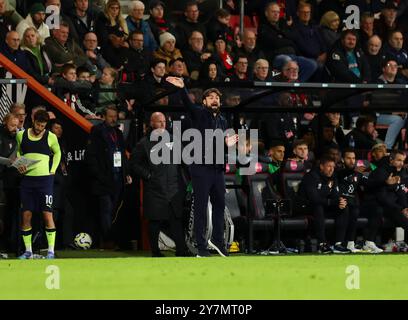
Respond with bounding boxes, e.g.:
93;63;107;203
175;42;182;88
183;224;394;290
1;0;408;257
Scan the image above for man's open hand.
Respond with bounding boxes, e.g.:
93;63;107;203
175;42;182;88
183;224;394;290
166;76;185;88
225;134;239;147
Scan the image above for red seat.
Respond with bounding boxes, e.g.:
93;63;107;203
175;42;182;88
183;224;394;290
229;15;255;29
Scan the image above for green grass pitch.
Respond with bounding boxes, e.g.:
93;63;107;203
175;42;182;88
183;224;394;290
1;250;408;299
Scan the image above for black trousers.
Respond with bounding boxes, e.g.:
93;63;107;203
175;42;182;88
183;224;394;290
312;204;350;243
366;204;408;241
148;206;186;255
53;175;75;247
191;166;225;252
98;176;123;241
346;205;359;242
2;188;21;253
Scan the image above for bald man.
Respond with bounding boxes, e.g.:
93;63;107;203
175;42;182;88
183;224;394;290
0;113;20;253
130;112;189;257
233;29;266;75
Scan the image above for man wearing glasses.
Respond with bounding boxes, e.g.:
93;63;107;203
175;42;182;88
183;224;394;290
83;31;110;80
124;30;153;81
10;103;27;132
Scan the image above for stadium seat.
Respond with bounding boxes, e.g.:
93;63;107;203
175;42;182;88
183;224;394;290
244;162;308;252
224;164;245;219
229;15;256;30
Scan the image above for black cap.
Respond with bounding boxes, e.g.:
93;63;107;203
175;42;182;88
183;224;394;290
150;0;165;10
384;0;398;10
109;27;125;37
214;32;226;42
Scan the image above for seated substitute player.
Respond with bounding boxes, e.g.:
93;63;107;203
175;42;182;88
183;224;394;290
298;155;351;253
336;148;368;253
16;110;61;259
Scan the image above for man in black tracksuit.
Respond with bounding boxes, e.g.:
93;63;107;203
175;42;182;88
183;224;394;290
336;149;367;252
166;76;238;257
298;155;350;253
130;112;188;257
365;150;408;252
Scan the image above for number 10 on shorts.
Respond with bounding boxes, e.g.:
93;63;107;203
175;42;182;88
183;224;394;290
46;195;53;207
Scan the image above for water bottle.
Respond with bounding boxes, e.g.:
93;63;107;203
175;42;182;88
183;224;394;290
349;135;355;148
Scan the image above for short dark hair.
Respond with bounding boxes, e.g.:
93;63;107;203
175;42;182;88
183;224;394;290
169;57;185;66
342;148;356;157
320;155;335;165
103;105;118;116
388;29;403;41
381;58;397;69
48;118;63;129
390;150;406;160
215;8;230;18
356;116;374;130
76;66;90;75
185;1;198;10
341;29;358;41
233;54;248;65
129;30;144;39
150;58;167;69
62;63;76;74
33;109;50;123
292;139;308;149
269;139;285;148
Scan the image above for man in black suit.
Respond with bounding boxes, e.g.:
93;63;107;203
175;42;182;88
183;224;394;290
130;112;189;257
166;76;239;257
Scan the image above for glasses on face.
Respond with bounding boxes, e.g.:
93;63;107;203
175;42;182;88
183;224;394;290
386;63;398;68
285;67;299;72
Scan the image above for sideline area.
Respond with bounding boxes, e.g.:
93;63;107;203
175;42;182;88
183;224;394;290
1;252;408;299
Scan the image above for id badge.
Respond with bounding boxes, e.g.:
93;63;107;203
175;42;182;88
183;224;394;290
113;151;122;168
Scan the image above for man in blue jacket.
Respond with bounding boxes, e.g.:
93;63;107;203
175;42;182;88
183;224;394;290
126;0;157;53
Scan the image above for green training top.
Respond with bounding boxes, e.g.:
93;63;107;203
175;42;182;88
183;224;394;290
16;129;61;176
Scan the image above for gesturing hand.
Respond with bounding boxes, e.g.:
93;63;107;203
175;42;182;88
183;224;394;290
386;173;400;185
339;197;347;210
17;164;27;175
225;134;239;147
166;76;185;88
